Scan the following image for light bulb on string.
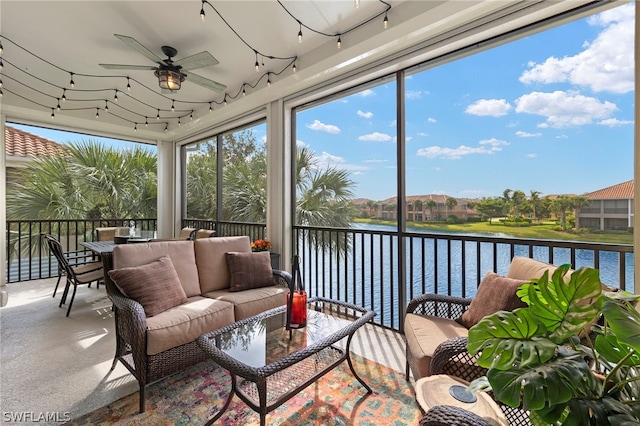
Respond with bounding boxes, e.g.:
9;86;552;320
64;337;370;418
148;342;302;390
337;36;342;49
190;112;193;120
95;108;99;118
0;88;2;97
156;109;160;119
254;51;259;72
0;41;3;54
114;90;118;102
298;22;303;43
126;77;131;91
104;100;108;112
56;98;61;111
178;117;181;126
145;117;148;127
171;100;175;111
242;86;246;96
51;108;55;119
0;78;3;88
292;62;297;73
267;74;271;87
134;123;137;132
69;73;75;88
224;95;227;106
383;13;389;29
164;123;168;132
62;89;66;102
0;58;4;71
354;0;360;8
200;2;206;22
209;102;213;113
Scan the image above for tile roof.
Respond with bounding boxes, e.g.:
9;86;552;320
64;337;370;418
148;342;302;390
584;180;634;200
5;126;68;158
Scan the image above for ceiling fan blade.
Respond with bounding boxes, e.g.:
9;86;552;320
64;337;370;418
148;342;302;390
173;51;219;71
184;71;227;93
114;34;164;64
100;64;158;70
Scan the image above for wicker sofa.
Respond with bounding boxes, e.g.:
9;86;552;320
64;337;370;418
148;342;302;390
104;235;291;413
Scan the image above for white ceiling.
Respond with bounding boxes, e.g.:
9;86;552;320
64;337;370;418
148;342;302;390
0;0;626;144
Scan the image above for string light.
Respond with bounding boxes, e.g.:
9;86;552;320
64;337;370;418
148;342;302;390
190;112;193;120
69;72;75;88
298;22;303;43
164;123;168;132
171;100;175;111
51;108;55;119
337;36;342;49
209;102;212;113
242;86;246;96
0;88;2;97
56;98;61;111
224;95;227;106
156;109;160;119
355;0;360;8
0;41;3;54
95;108;99;118
383;13;389;29
0;78;2;88
134;123;137;131
178;117;181;126
254;51;259;72
145;117;148;127
114;90;118;102
126;77;131;91
0;58;4;71
61;89;66;102
292;62;297;73
104;100;109;112
267;73;271;87
200;1;206;22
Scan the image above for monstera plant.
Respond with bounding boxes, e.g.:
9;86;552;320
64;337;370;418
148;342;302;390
467;265;640;425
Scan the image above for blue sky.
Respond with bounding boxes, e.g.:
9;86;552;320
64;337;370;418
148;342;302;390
296;3;634;201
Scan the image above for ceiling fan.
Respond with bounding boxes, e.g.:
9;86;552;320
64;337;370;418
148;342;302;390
99;34;226;93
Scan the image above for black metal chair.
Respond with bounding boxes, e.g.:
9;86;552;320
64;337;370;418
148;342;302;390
43;234;105;316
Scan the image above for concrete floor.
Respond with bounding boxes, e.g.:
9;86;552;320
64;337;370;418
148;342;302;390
0;277;407;425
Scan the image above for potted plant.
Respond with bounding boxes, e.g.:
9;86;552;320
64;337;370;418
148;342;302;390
467;265;640;425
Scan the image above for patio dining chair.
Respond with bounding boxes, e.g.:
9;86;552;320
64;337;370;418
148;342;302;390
43;234;105;316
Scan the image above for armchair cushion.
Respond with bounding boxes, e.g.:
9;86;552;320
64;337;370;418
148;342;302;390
108;255;188;317
456;272;527;329
225;251;275;292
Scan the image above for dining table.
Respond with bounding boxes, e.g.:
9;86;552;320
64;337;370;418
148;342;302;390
81;241;117;272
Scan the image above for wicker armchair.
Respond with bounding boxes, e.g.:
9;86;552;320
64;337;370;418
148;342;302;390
404;293;472;380
420;405;493;426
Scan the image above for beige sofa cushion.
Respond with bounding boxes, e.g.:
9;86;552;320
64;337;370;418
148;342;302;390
507;256;565;281
112;241;201;297
146;296;235;355
195;236;252;293
404;313;469;378
203;286;288;320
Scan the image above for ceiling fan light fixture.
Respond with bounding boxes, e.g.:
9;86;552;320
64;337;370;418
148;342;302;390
155;68;184;91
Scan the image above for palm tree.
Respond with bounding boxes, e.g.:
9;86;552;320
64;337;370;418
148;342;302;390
425;199;437;221
7;140;157;220
511;190;526;218
445;197;458;218
529;190;542;222
414;199;423;222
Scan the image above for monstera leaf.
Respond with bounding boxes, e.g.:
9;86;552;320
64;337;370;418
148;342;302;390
468;308;555;370
602;298;640;354
487;348;600;411
522;266;602;343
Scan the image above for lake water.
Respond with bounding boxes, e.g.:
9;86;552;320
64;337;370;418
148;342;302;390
302;223;634;328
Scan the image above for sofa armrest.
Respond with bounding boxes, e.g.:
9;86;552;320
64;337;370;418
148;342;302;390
407;293;472;320
107;292;148;377
272;269;293;288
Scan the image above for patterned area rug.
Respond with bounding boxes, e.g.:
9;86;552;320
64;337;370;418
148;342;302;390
65;353;420;425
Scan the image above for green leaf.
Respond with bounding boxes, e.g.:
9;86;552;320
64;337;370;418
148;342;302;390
487;349;600;413
595;334;640;366
603;299;640;354
468;308;555;369
526;266;602;343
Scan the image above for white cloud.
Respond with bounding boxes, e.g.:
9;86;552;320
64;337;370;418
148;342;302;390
406;90;428;100
417;137;508;160
465;99;512;117
357;89;375;97
296;139;308;147
417;132;429;137
427;117;437;123
363;159;388;163
599;118;634;127
357;110;373;119
519;3;633;94
515;130;542;138
479;138;509;149
306;119;341;134
359;132;393;142
526;153;538;158
313;152;369;172
514;90;617;128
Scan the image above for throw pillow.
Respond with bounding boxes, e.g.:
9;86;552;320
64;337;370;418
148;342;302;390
108;255;188;317
225;251;274;292
456;272;528;329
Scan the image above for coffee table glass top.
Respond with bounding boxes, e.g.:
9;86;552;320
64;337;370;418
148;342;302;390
202;298;374;370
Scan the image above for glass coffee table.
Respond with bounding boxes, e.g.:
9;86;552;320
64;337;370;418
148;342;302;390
196;297;376;426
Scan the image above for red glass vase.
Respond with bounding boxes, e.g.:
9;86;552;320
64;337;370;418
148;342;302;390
287;289;307;328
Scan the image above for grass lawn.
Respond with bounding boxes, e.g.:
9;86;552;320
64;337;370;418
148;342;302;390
355;218;633;245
